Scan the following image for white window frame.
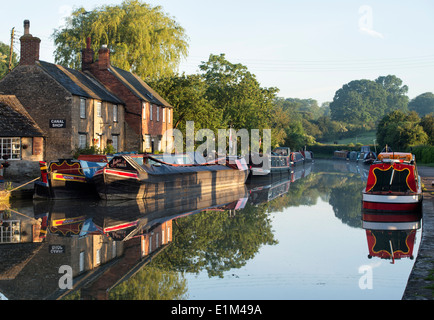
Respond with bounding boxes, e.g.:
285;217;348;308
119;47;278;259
80;98;86;119
144;135;151;150
96;101;102;118
150;104;153;121
113;105;118;122
0;137;21;160
96;248;101;266
79;251;85;272
162;107;166;123
157;106;160;122
111;135;119;152
79;134;87;149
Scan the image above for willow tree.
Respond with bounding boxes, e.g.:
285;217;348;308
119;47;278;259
52;0;189;80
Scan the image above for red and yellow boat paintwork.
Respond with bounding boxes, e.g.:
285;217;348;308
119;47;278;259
362;153;423;213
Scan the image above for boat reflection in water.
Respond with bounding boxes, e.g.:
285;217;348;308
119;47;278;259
0;185;248;300
362;210;422;263
5;159;420;300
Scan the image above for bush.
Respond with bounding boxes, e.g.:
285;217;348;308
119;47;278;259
307;143;367;158
411;145;434;164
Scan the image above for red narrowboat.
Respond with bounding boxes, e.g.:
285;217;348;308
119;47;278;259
362;152;423;213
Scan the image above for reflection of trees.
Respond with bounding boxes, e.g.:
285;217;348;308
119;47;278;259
109;160;366;297
329;180;364;228
266;169;364;229
152;203;277;278
108;266;188;300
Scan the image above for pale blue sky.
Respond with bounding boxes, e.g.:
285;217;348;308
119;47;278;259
1;0;433;104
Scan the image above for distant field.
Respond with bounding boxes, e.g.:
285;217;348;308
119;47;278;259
322;131;377;146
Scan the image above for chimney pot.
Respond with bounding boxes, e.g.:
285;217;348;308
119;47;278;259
19;20;41;66
97;45;110;70
82;37;94;71
24;20;30;35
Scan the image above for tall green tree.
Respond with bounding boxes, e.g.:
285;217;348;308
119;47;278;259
420;114;434;145
199;54;278;131
0;42;18;80
330;79;387;128
330;75;408;129
408;92;434;117
375;75;409;112
376;110;428;150
148;73;223;134
52;0;189;80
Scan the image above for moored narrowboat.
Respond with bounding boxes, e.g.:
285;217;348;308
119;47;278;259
34;157;107;199
290;151;305;166
247;147;292;176
362;152;423;213
92;154;249;200
300;149;314;162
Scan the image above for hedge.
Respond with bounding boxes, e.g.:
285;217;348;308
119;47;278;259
411;145;434;164
306;143;373;158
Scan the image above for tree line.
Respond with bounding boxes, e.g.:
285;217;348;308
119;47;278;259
1;0;433;153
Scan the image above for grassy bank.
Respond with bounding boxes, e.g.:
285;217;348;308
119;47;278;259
308;142;434;167
321;131;377;146
308;143;372;159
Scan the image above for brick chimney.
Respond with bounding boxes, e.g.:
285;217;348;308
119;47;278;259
97;45;111;70
19;20;41;65
82;37;94;71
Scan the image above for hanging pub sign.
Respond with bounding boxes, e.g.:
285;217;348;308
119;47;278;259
49;119;66;128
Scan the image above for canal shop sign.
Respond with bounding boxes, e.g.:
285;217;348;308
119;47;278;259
49;245;66;254
49;119;66;128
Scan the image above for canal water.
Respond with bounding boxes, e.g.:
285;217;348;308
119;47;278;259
0;159;421;300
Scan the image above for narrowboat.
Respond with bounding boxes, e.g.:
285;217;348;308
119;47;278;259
362;151;377;165
247;147;292;176
362;152;423;213
362;210;421;263
92;153;249;200
300;149;314;162
333;150;348;160
34;156;108;199
290;151;305;166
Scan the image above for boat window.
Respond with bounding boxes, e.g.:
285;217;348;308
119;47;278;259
370;167;412;192
130;157;144;166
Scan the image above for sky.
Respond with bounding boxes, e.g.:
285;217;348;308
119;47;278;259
1;0;433;105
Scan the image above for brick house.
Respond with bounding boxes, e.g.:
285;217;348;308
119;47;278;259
0;21;126;161
0;95;44;161
82;38;174;153
0;95;44;179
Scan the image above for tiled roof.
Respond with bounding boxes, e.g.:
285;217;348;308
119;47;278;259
109;66;172;108
37;61;124;105
0;95;44;137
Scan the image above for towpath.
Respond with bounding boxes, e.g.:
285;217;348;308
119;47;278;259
403;166;434;300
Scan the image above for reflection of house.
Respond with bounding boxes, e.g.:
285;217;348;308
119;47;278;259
0;95;44;178
0;232;123;300
82;38;173;152
0;184;248;299
81;222;172;300
0;21;125;161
